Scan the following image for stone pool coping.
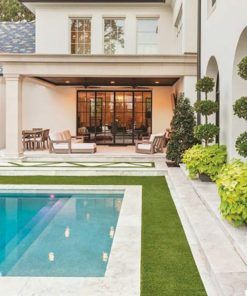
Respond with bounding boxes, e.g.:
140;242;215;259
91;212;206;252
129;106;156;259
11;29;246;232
0;185;142;296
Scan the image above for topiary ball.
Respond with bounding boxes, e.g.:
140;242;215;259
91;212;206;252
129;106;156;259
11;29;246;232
194;100;219;116
236;132;247;158
233;97;247;120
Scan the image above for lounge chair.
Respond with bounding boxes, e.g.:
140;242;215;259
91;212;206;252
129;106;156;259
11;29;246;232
49;132;96;154
62;130;84;143
135;133;164;154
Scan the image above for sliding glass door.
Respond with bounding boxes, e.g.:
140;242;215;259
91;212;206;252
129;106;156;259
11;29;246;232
77;90;152;145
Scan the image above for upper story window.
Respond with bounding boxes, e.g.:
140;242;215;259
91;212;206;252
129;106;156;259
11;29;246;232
71;18;91;55
104;18;125;55
137;18;159;54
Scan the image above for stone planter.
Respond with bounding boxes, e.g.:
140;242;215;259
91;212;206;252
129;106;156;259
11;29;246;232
166;161;180;167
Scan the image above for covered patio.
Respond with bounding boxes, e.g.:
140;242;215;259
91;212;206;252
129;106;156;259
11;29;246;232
0;53;197;160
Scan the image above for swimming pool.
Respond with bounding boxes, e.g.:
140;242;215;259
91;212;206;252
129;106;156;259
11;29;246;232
0;191;123;277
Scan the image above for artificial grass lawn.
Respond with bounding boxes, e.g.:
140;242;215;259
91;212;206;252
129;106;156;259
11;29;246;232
0;176;206;296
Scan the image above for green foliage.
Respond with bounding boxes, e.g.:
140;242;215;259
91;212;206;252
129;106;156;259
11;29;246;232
234;59;247;158
166;94;197;165
196;76;215;98
194;77;219;146
238;56;247;80
233;97;247;120
194;100;219;116
0;0;34;21
183;144;227;181
194;124;220;145
216;160;247;226
236;132;247;158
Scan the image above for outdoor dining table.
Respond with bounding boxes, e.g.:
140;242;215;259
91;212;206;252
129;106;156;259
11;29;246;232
22;129;43;150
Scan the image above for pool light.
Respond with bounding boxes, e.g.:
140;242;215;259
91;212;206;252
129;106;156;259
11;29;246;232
102;252;108;262
109;226;115;239
64;227;70;238
48;252;55;262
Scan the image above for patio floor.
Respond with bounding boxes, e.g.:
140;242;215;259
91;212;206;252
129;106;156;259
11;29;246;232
0;146;167;176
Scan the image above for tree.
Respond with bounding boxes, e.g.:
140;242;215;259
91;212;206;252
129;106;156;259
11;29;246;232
0;0;34;22
233;57;247;158
194;76;219;146
166;94;197;165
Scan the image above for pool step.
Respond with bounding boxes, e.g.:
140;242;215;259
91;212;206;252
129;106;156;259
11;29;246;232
167;168;247;296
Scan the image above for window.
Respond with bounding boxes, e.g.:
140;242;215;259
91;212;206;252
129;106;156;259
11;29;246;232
71;18;91;55
104;18;125;55
212;0;216;6
137;18;159;54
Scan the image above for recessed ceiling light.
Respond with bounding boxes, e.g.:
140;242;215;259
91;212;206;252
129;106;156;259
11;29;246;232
65;80;70;84
110;81;115;84
155;81;160;84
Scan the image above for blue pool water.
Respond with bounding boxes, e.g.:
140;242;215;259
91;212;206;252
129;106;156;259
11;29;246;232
0;192;123;277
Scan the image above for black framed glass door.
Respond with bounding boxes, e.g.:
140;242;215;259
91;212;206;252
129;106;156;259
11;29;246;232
77;90;152;145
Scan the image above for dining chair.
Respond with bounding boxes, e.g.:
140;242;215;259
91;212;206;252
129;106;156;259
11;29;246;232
22;131;31;150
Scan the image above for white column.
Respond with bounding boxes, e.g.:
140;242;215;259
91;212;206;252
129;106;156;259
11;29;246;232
4;75;23;159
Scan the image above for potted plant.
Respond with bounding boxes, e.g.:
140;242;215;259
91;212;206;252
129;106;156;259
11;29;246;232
166;94;197;167
216;160;247;226
182;144;227;182
233;56;247;158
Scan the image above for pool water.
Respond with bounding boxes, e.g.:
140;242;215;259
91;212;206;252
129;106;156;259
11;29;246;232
0;192;123;277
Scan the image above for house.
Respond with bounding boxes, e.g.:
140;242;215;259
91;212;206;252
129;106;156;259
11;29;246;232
1;0;245;160
0;0;198;159
200;0;247;159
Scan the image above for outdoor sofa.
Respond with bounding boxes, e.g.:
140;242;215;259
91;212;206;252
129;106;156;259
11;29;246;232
135;133;164;154
49;130;97;154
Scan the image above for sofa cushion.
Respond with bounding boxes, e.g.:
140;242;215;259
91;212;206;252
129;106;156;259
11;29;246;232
50;132;63;141
150;133;164;142
53;143;70;150
62;130;71;140
71;143;96;150
137;143;151;150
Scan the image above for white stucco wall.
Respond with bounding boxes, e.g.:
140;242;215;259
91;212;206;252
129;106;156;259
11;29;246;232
22;79;76;134
201;0;247;159
28;3;177;55
21;80;173;137
21;81;173;136
172;0;198;54
152;86;174;133
173;76;197;106
0;76;5;149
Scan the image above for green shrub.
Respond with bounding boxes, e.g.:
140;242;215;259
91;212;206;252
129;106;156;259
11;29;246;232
194;100;219;116
194;124;220;145
216;160;247;226
196;77;215;97
194;77;219;146
182;144;227;181
236;132;247;158
166;94;197;165
234;58;247;158
238;57;247;80
233;97;247;120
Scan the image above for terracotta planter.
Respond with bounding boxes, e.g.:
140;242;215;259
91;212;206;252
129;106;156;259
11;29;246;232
199;173;213;182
